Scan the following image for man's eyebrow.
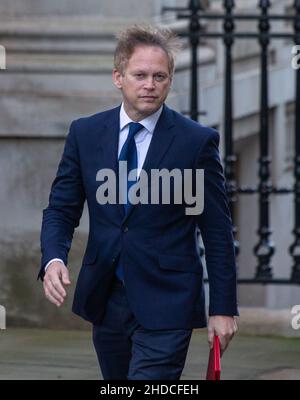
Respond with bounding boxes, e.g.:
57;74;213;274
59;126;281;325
131;70;168;75
131;69;146;73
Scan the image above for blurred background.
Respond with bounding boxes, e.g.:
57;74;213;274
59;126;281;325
0;0;299;338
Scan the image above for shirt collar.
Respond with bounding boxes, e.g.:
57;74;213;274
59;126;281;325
119;103;163;134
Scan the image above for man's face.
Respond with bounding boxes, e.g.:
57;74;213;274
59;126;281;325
113;46;172;121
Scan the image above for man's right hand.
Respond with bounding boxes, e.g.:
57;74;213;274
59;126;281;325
43;261;71;307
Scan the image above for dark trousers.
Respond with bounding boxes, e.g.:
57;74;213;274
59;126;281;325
92;276;192;380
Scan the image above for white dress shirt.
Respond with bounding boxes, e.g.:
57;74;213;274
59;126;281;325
44;103;163;272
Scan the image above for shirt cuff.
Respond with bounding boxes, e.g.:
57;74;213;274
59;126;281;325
44;258;65;272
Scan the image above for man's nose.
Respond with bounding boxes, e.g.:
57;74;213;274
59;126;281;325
143;77;155;89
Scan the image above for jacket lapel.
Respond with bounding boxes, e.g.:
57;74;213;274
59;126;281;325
122;104;176;223
97;105;124;219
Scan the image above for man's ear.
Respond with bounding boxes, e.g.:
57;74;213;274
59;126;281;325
112;68;123;90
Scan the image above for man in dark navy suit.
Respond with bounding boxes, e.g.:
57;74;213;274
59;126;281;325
38;25;238;380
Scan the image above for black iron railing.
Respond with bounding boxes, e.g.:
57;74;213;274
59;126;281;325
162;0;300;285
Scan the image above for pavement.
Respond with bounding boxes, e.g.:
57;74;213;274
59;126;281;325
0;328;299;380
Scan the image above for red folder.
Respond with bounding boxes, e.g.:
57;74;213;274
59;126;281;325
206;335;221;380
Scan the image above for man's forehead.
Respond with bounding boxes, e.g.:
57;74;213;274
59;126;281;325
128;46;168;61
127;53;169;71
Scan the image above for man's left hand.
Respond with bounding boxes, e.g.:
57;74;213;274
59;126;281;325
207;315;238;356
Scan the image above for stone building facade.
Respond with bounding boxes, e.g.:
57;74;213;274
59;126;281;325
0;0;298;335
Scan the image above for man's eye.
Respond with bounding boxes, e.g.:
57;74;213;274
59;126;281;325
135;74;145;79
155;74;167;82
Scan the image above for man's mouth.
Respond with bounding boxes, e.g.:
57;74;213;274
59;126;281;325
140;96;157;100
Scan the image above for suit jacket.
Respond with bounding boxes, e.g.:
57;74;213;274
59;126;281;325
38;104;238;329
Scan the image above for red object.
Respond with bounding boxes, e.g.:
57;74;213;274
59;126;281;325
206;335;221;380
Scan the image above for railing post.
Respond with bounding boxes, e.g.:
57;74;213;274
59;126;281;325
290;0;300;283
189;0;203;121
223;0;239;256
254;0;274;279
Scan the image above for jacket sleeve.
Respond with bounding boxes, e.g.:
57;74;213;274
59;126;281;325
196;129;238;316
38;121;86;281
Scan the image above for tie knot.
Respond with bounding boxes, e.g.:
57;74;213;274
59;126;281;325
127;122;144;140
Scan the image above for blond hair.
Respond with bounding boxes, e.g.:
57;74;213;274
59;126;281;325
114;24;182;76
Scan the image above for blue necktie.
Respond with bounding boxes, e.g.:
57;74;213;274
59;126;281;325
115;122;144;281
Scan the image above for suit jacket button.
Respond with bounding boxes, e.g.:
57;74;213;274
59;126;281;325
123;226;129;232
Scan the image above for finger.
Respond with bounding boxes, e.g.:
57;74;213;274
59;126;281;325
220;342;228;358
207;329;215;349
61;269;71;285
46;284;64;305
218;335;229;353
51;277;67;298
227;328;236;340
44;287;62;307
44;280;64;304
44;271;67;299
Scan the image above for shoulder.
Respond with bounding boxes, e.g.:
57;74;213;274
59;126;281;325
166;105;219;146
70;105;120;132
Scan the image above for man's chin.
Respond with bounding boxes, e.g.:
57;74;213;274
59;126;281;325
139;102;161;113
